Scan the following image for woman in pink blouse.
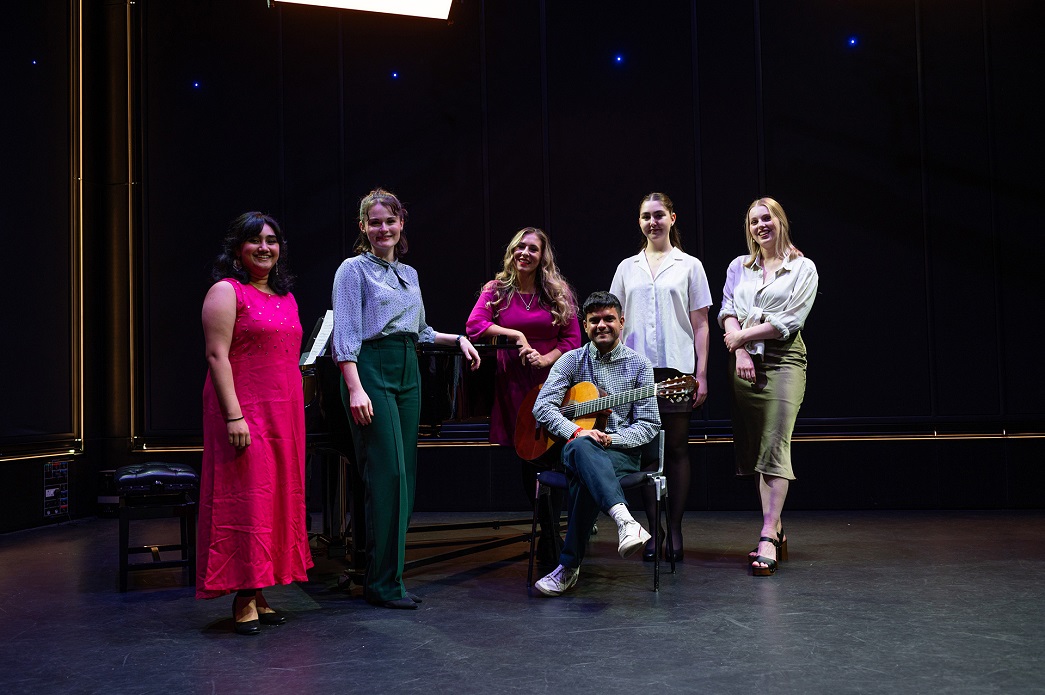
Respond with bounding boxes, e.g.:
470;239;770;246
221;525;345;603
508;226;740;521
466;228;580;569
719;197;818;576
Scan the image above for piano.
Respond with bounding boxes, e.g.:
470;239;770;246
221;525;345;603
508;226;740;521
301;315;524;578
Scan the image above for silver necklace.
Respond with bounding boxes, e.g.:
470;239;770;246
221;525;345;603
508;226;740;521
518;291;536;311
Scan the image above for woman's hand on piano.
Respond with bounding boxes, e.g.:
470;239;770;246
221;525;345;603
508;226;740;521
458;336;481;371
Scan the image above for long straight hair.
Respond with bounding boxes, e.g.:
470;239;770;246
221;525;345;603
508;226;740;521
743;197;802;268
638;192;684;252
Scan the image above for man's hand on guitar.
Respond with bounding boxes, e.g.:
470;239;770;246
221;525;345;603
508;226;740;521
576;429;611;447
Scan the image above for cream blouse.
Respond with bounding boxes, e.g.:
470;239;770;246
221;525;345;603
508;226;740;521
718;253;818;357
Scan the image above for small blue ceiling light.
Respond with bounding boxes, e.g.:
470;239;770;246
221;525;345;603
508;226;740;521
192;81;201;88
614;54;624;65
391;71;399;79
32;59;38;65
847;36;859;48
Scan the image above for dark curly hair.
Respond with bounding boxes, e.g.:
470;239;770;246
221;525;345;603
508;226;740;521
211;212;294;295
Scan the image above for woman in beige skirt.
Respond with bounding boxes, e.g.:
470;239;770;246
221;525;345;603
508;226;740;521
719;197;818;576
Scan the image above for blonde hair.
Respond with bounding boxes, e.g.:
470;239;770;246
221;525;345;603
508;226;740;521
483;227;576;327
743;197;803;268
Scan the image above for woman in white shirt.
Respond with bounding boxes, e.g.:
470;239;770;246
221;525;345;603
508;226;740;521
610;192;712;562
719;197;818;576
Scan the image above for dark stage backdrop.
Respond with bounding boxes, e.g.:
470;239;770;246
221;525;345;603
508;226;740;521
4;1;1044;529
137;0;1043;440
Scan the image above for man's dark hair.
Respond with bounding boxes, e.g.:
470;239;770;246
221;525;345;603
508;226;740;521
582;291;623;318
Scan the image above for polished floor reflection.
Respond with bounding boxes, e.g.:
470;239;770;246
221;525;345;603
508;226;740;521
3;510;1043;694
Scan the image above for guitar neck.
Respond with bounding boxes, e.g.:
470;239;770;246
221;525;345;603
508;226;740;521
561;383;657;420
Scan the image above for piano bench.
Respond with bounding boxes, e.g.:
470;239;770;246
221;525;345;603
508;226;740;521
115;462;199;592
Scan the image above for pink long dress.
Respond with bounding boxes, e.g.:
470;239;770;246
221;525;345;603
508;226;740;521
466;285;581;446
196;279;313;599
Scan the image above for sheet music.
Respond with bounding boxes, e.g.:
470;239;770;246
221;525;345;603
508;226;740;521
300;310;335;366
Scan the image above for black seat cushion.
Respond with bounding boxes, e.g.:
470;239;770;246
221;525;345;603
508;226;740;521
115;462;199;494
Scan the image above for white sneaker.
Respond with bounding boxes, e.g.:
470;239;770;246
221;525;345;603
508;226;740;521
534;564;579;596
617;520;651;559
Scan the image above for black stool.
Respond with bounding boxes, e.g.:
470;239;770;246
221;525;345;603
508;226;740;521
115;462;199;592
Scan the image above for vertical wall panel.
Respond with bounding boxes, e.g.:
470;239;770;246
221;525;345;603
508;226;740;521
339;6;486;332
988;1;1045;418
543;0;699;305
482;1;546;266
760;0;928;419
921;0;999;416
1;0;73;442
694;1;760;423
280;7;346;331
142;0;282;434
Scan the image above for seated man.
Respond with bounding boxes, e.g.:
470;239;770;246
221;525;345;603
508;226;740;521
531;291;660;596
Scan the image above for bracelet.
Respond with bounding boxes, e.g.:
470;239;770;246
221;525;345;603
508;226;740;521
226;415;244;423
456;334;466;346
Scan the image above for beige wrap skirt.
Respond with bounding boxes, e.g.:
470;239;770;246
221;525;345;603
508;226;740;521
729;332;807;480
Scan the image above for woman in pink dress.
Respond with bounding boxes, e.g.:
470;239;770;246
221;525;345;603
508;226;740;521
466;228;580;570
198;212;313;635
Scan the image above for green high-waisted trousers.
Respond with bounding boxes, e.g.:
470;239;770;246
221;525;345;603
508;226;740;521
341;334;420;603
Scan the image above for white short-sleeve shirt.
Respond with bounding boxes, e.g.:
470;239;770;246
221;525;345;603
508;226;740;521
610;247;713;374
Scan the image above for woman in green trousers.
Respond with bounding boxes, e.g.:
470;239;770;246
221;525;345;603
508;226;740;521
331;188;480;608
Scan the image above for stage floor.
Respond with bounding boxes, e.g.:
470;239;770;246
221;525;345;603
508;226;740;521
3;510;1043;694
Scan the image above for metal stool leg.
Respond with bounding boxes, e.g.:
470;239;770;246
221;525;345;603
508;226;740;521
526;478;541;589
118;501;130;592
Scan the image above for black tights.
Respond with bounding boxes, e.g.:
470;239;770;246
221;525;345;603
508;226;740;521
643;411;691;552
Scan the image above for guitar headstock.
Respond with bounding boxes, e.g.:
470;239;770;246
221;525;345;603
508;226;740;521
656;375;697;403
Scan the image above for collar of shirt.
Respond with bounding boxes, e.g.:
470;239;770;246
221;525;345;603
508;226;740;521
586;340;626;363
751;251;799;274
630;247;685;270
363;252;410;286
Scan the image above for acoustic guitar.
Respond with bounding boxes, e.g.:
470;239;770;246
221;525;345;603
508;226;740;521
513;375;696;461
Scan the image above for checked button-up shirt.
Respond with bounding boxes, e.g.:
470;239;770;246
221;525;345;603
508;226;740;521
532;341;660;450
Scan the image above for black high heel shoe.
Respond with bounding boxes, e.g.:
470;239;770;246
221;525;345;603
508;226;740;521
750;536;780;577
662;530;684;562
233;591;261;636
749;528;787;562
255;591;287;625
642;530;664;562
258;610;287;626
